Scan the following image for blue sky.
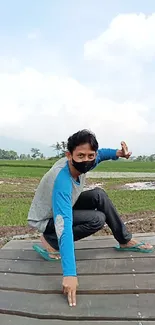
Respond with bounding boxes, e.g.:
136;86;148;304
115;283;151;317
0;0;155;155
1;0;155;74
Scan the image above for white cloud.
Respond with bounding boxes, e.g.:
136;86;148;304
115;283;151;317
0;67;153;155
0;13;155;155
83;13;155;147
84;13;155;63
84;13;155;103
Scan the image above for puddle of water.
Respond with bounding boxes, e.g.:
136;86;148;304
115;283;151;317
123;182;155;190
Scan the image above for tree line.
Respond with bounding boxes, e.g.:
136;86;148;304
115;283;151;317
133;154;155;162
0;142;67;160
0;142;155;161
0;148;45;160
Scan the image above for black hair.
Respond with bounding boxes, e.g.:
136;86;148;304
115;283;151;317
67;129;99;154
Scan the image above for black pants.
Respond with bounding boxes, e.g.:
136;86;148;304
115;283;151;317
43;187;132;251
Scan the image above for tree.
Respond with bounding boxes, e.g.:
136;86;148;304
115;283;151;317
61;141;67;157
51;142;62;157
0;149;18;160
20;154;27;160
136;155;143;161
31;148;41;159
149;154;155;162
40;153;45;159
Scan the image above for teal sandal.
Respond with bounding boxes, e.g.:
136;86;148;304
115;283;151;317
33;244;60;261
114;241;154;253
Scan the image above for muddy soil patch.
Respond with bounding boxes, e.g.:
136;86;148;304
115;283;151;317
0;225;37;238
0;177;40;184
0;177;39;193
96;211;155;236
0;226;38;248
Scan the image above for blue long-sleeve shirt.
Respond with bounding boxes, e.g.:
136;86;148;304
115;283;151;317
28;148;118;277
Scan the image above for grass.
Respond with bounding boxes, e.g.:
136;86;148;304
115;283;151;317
0;198;32;226
94;161;155;173
0;158;57;167
0;160;155;178
106;190;155;214
0;166;49;178
0;175;155;226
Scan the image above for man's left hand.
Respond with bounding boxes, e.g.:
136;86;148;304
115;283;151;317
116;141;132;159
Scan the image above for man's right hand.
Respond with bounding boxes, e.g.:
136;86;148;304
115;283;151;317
62;276;78;307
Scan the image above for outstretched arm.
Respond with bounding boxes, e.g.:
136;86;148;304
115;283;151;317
96;148;119;164
96;142;132;164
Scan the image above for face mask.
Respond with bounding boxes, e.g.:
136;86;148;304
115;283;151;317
72;158;96;174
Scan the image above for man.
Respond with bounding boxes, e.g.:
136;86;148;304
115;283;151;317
28;129;153;307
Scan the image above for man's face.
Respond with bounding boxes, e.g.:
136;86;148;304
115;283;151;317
67;143;97;162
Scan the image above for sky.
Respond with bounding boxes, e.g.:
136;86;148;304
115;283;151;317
0;0;155;156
